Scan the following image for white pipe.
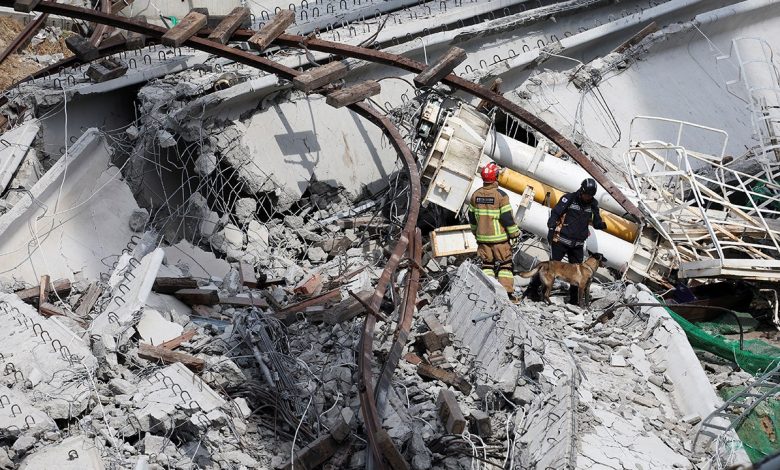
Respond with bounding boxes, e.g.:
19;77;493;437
468;179;635;273
484;131;636;216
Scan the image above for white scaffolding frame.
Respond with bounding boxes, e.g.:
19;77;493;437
624;116;780;282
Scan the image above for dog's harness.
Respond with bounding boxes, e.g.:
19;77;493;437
581;263;595;275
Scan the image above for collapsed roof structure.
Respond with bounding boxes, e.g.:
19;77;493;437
0;0;778;469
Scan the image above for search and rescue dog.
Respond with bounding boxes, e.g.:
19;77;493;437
519;253;607;306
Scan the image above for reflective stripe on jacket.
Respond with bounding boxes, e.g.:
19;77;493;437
467;182;520;243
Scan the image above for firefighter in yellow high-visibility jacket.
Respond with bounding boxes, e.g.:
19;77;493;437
467;163;521;295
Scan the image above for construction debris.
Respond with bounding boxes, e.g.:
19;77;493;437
0;0;777;468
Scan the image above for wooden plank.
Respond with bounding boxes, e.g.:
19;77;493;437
153;277;198;295
325;80;380;108
138;342;204;371
279;433;340;470
160;329;197;350
13;0;41;13
248;10;294;51
15;279;71;303
110;0;135;14
238;261;257;289
76;283;102;317
65;35;99;61
219;296;269;308
174;288;219;306
375;429;410;470
208;6;250;45
161;11;208;47
417;363;472;395
38;275;50;313
413;47;467;88
89;0;112;47
292;61;348;93
124;17;147;50
476;78;502;112
39;302;66;318
86;57;128;83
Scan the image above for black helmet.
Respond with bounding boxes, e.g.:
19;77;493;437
580;178;597;196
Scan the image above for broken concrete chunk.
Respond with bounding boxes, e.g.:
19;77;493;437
437;389;466;434
129;208;150;232
109;377;137;396
235;197;257;222
469;409;492;437
157;129;177;148
137;309;184;346
18;435;104;469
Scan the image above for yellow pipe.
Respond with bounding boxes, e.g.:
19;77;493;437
497;169;639;242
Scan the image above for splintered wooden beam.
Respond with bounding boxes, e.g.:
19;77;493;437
413;46;467;88
124;17;148;50
161;10;208;47
38;275;49;313
14;0;41;12
110;0;135;14
138;343;204;371
15;278;71;304
292;61;348;93
152;277;198;295
76;283;102;317
174;288;219;306
326;80;381;108
65;35;99;61
160;329;197;350
209;7;250;44
248;10;294;51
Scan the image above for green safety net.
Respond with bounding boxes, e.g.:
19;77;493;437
752;181;780;212
719;386;780;463
697;310;759;337
665;307;780;375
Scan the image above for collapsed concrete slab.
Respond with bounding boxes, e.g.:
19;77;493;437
0;294;97;420
0;129;140;285
19;435;104;470
132;363;227;434
0;119;39;195
91;248;165;339
436;261;545;381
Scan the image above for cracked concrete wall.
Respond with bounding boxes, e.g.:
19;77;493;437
0;129;140;286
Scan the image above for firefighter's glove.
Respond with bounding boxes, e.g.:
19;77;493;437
510;237;519;248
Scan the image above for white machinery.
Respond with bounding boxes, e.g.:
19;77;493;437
418;98;780;286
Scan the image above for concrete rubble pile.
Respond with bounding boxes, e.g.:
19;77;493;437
0;0;778;468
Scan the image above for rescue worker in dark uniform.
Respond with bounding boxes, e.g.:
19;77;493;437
467;163;521;295
524;178;607;304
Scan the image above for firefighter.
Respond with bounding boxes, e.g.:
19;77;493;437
468;163;521;295
524;178;607;304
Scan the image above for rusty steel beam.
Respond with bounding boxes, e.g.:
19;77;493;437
89;0;112;47
268;34;644;221
0;13;49;68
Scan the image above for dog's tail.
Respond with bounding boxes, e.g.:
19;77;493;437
517;262;545;278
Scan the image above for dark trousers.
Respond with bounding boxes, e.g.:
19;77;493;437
525;242;584;304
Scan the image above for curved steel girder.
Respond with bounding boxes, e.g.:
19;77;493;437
267;33;643;220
